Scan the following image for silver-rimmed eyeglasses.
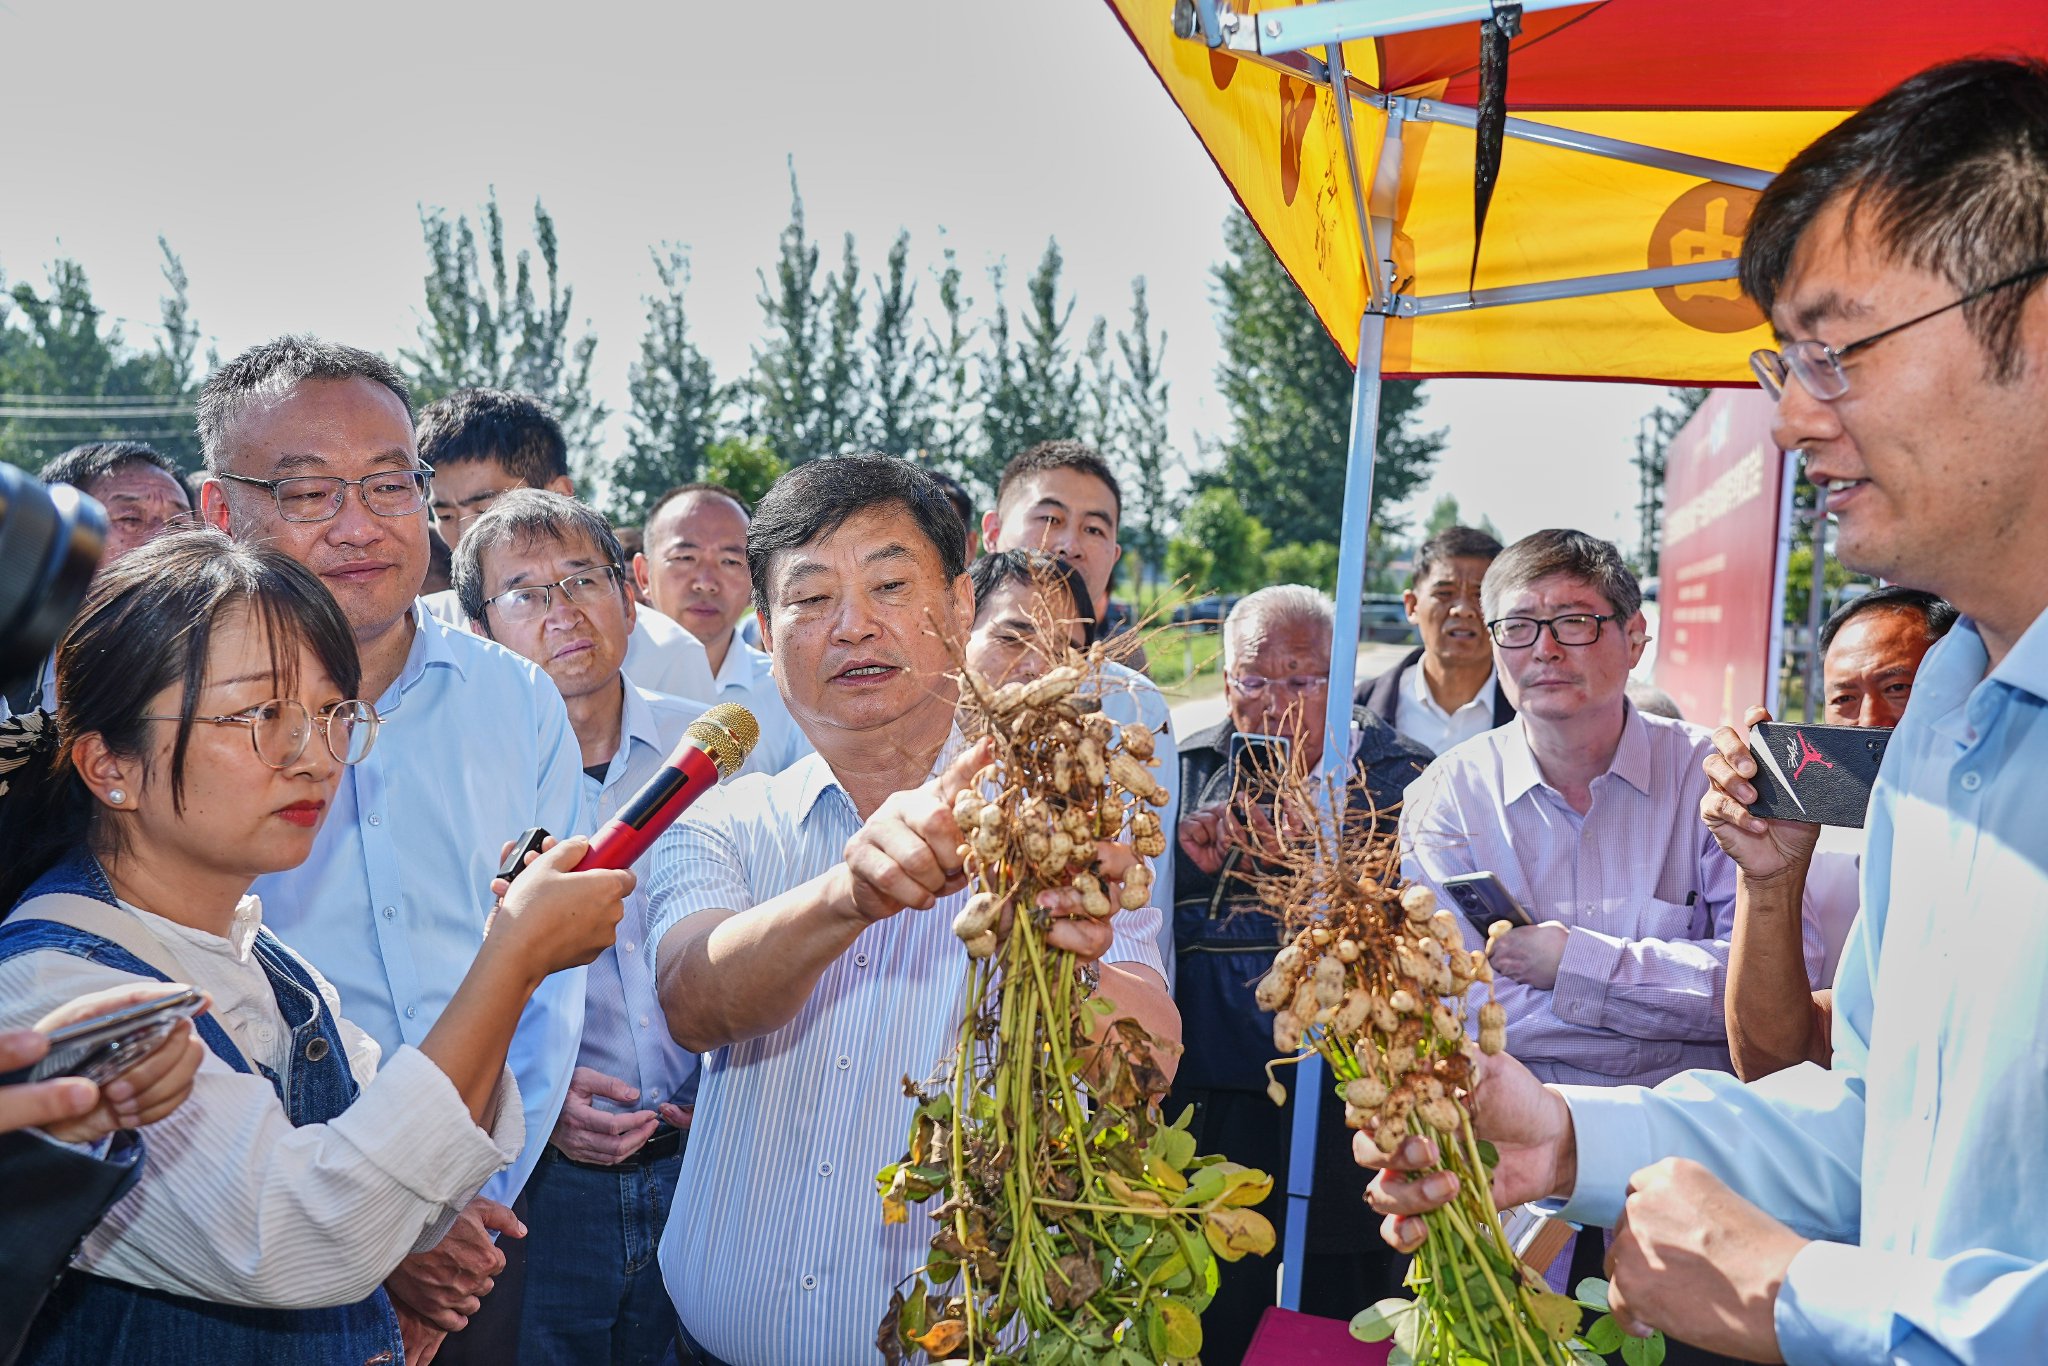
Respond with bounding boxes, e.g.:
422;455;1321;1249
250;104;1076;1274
143;699;380;768
216;467;434;523
482;566;628;624
1751;263;2048;402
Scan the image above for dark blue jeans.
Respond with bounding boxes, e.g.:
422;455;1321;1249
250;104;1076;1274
519;1144;684;1366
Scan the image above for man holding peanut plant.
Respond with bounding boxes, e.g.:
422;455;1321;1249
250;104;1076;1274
641;456;1178;1366
1364;57;2048;1365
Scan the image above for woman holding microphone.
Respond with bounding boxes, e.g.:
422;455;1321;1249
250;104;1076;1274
0;528;633;1365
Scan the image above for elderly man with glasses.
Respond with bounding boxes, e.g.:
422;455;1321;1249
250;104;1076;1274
200;336;589;1366
1395;530;1821;1360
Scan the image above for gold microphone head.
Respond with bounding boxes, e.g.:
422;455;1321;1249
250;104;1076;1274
686;702;759;780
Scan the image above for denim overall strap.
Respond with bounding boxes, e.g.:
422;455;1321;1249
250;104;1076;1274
0;919;247;1072
248;928;361;1127
2;852;403;1366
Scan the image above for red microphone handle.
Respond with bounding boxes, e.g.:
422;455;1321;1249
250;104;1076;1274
575;744;723;871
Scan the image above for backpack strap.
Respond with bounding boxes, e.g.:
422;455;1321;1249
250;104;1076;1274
12;891;267;1069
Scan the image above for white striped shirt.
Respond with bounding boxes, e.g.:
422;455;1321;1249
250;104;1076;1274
0;898;521;1308
645;744;1166;1366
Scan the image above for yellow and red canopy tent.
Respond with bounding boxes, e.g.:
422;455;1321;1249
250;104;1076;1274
1102;0;2048;1316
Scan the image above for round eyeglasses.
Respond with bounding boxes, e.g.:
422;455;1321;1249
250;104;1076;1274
1486;614;1615;649
1751;262;2048;402
143;699;380;768
216;467;434;524
482;566;628;624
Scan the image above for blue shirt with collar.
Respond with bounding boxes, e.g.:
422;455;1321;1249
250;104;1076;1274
705;634;811;776
1553;608;2048;1364
251;602;589;1205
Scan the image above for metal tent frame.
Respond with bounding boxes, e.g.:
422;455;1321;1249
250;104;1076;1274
1170;0;1775;1308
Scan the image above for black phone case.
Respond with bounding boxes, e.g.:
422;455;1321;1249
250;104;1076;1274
1745;723;1891;828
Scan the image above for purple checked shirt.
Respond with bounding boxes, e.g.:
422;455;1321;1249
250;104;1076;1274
1399;704;1823;1088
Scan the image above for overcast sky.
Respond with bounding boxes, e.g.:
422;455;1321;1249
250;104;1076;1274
0;0;1676;547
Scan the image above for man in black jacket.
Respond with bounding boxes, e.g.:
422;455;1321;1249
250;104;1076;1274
1170;585;1432;1363
1356;526;1515;755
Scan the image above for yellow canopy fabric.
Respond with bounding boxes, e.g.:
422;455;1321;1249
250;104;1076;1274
1101;1;2016;382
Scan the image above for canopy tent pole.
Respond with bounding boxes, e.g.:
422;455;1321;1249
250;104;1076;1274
1281;80;1406;1313
1183;0;1592;55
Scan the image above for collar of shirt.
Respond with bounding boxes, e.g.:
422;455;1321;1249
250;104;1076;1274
1403;658;1497;723
1499;700;1652;807
1916;610;2048;752
787;725;965;830
380;601;472;713
602;675;684;794
708;634;768;696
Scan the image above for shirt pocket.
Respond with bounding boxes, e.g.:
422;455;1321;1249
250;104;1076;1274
1617;894;1703;944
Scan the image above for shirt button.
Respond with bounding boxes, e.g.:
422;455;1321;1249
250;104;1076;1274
818;1161;832;1177
854;953;870;968
367;813;382;826
405;1004;417;1020
639;1015;651;1029
836;1055;850;1070
381;905;396;920
256;1025;275;1043
624;942;637;955
1960;771;1982;791
801;1275;817;1291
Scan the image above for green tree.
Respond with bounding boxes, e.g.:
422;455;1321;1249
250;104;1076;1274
867;230;929;458
1115;277;1173;587
925;244;980;484
1211;211;1444;550
1018;239;1083;443
699;434;786;506
975;261;1028;495
610;244;723;523
0;245;204;472
752;165;825;465
1631;387;1709;575
1165;486;1269;595
403;191;608;468
1421;492;1503;544
816;233;867;458
1263;540;1340;592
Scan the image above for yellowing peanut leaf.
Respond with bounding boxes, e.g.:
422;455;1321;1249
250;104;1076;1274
1203;1206;1276;1261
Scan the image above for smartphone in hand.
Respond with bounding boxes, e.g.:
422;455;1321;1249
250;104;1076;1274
1441;871;1534;938
1228;731;1292;804
1;987;206;1088
1745;722;1891;828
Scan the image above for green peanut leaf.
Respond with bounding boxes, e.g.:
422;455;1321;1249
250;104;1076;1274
1477;1140;1501;1168
1581;1312;1624;1355
1620;1331;1668;1366
1575;1276;1612;1311
1156;1300;1202;1359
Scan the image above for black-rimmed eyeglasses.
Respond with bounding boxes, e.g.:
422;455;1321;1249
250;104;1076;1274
1486;614;1616;649
482;566;628;624
216;467;434;523
1750;263;2048;402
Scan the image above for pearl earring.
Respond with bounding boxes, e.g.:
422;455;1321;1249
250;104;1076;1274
107;789;127;806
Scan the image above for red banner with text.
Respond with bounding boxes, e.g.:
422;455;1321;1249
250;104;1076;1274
1654;391;1792;727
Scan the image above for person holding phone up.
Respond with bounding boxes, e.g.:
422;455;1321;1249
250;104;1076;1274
0;529;633;1366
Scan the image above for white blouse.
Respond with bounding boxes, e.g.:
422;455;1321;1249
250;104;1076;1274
0;893;522;1309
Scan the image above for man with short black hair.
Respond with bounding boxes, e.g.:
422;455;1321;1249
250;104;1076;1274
927;468;977;562
415;388;714;701
1357;525;1515;755
963;548;1098;685
1369;59;2048;1361
644;455;1176;1365
455;489;752;1366
635;482;806;773
1816;585;1956;728
199;337;588;1366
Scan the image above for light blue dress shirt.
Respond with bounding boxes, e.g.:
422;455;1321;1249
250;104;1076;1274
252;603;589;1205
1552;610;2048;1364
1095;661;1179;988
574;677;774;1113
643;743;1167;1366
